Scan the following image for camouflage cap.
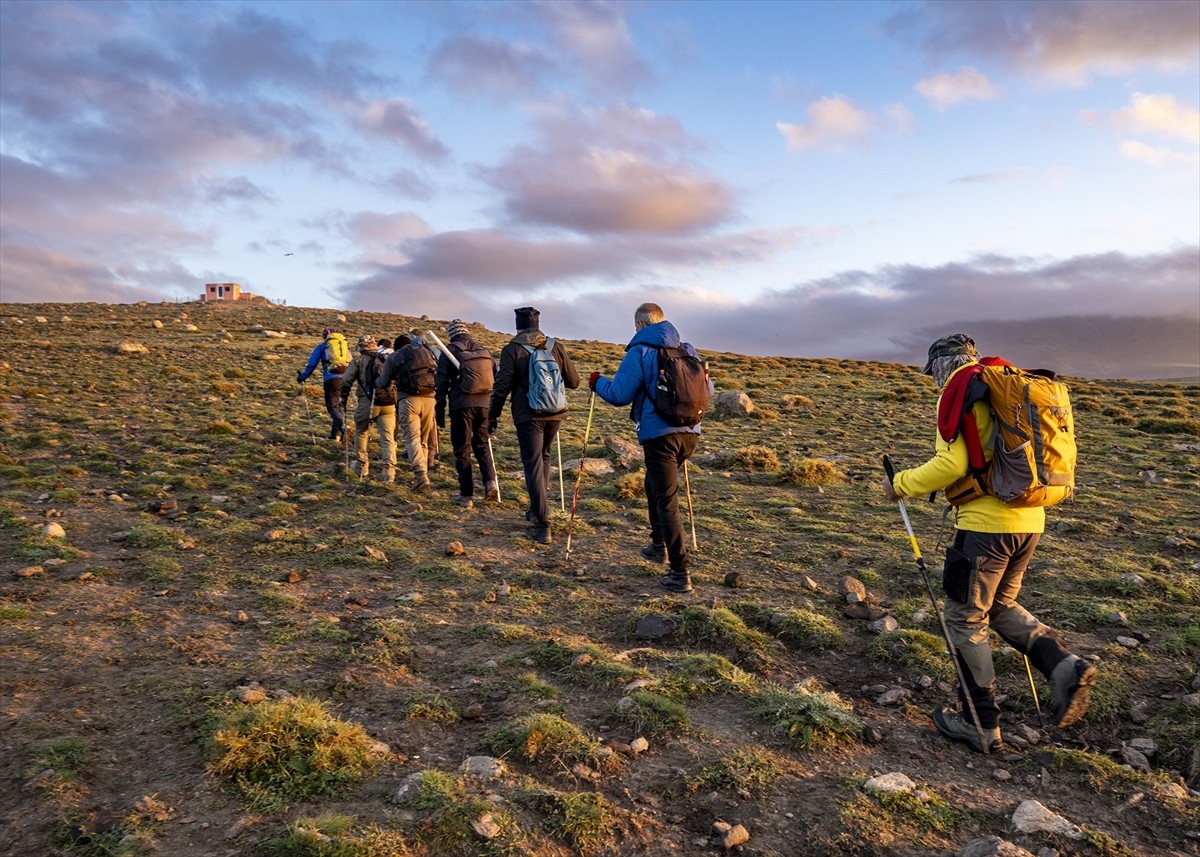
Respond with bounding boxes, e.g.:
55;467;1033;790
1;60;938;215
920;334;977;375
357;334;377;352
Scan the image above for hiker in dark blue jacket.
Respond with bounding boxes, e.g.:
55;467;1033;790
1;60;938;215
591;303;712;593
297;327;348;444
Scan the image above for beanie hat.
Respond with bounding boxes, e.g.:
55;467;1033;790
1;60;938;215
322;327;336;337
920;334;977;375
447;319;469;339
357;334;377;352
514;306;540;330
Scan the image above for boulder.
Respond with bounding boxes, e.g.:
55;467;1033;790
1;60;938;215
1011;800;1082;839
113;339;149;355
864;772;915;794
604;435;643;468
958;837;1036;857
712;390;755;416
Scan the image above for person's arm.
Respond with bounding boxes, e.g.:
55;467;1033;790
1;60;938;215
891;401;981;497
434;353;453;427
555;342;581;389
488;344;516;422
377;350;401;391
299;344;321;381
339;357;357;404
595;346;646;406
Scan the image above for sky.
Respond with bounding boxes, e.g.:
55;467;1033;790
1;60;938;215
1;0;1198;368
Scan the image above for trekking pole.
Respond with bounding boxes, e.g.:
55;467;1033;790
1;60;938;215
487;437;501;502
557;434;565;511
683;460;698;551
564;392;597;558
359;389;374;484
1023;654;1046;729
299;382;317;445
883;455;990;755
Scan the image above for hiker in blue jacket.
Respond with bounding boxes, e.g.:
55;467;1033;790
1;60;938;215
297;326;348;444
590;303;712;593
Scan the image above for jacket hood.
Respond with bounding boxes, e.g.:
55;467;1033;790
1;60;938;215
511;329;548;347
625;320;681;351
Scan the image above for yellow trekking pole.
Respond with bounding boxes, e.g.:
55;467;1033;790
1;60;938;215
883;455;989;755
564;392;597;558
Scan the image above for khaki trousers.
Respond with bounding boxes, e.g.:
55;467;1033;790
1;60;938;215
353;401;397;471
398;396;436;475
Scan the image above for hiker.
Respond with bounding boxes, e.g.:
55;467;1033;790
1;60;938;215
435;319;499;507
409;329;441;469
297;326;349;444
378;331;439;492
589;302;712;593
881;333;1097;753
339;335;397;483
488;306;580;544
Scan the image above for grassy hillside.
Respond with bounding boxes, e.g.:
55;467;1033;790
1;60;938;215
1;299;1197;857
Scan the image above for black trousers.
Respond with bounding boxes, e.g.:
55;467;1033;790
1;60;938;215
516;419;561;527
643;432;699;573
450;407;496;497
323;376;345;438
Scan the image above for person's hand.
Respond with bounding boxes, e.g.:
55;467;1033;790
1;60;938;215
880;478;900;502
487;417;498;436
296;371;305;384
436;416;445;430
588;371;601;391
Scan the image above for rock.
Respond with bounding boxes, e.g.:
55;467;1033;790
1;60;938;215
472;814;501;840
864;772;915;794
842;602;887;621
183;323;199;332
394;772;423;803
604;435;644;467
875;688;909;706
1010;723;1040;745
16;565;44;578
1116;636;1140;649
1119;746;1151;771
1180;693;1200;709
368;740;390;757
1118;573;1146;587
34;316;47;323
845;591;865;604
445;541;465;556
912;610;929;623
1011;800;1082;839
616;696;637;713
262;330;287;338
839;575;867;598
1127;737;1156;756
958;836;1036;857
801;576;819;590
463;756;504;779
723;571;745;588
152;320;163;329
916;675;934;690
571;762;599;781
113;338;150;355
573;653;594;666
1105;611;1129;626
42;522;66;539
624;679;654;692
721;823;749;849
235;685;268;704
994;769;1012;781
630;736;649;755
634;615;674;641
1130;701;1152;724
462;702;484;719
1153;780;1190;800
867;616;899;634
564;457;614;475
233;611;249;624
862;725;885;745
712;390;756;416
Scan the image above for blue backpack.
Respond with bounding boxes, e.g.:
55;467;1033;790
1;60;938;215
522;338;568;416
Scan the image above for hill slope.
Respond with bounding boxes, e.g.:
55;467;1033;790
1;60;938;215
1;300;1198;857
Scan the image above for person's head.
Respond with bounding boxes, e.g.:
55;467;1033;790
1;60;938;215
634;302;664;332
408;328;426;344
322;326;336;338
921;334;979;389
514;306;540;331
394;333;412;348
378;338;392;350
447;319;469;340
357;334;377;353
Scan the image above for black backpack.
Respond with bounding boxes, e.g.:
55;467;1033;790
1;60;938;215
652;346;709;427
365;351;397;406
452;342;495;395
395;343;437;395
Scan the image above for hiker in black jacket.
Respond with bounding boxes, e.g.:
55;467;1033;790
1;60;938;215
435;319;499;508
488;307;580;544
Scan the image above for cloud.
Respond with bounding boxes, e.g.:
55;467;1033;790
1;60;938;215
533;0;651;93
352;99;450;161
427;33;554;98
889;0;1200;82
777;95;873;151
482;103;735;235
915;67;1001;109
0;242;179;303
950;169;1031;185
1102;93;1200;143
1118;140;1199;167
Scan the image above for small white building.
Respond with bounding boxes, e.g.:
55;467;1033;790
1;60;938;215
202;282;241;302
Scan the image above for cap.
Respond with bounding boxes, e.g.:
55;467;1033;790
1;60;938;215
357;334;377;352
921;334;976;375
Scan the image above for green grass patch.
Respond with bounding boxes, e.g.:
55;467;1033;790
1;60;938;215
749;680;861;750
867;629;954;680
266;813;413;857
687;747;788;795
482;713;617;773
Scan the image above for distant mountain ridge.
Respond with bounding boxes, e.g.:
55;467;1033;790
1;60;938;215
887;315;1199;381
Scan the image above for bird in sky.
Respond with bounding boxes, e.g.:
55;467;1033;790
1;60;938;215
283;253;294;256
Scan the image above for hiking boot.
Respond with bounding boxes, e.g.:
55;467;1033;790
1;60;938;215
411;472;430;493
485;481;500;502
1050;657;1097;728
350;460;368;478
383;467;396;485
524;509;537;523
931;706;1001;754
639;542;666;563
530;525;552;545
658;573;693;594
453;495;474;509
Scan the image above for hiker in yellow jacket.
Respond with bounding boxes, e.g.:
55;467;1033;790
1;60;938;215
882;334;1096;753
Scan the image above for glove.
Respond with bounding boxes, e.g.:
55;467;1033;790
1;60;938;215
340;399;349;411
487;417;498;436
296;371;305;384
588;371;601;391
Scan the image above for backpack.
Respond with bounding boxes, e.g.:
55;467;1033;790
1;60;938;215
944;358;1076;508
395;343;438;396
452;341;494;396
651;345;710;428
521;338;568;416
364;351;397;406
323;333;350;370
